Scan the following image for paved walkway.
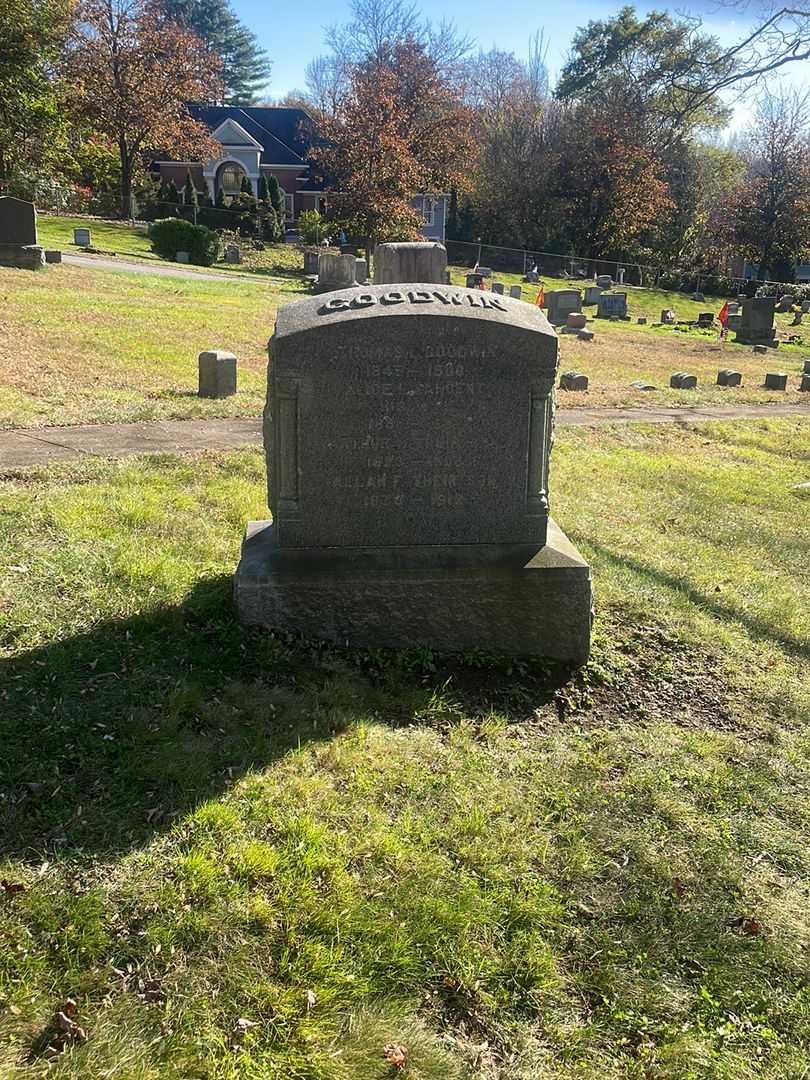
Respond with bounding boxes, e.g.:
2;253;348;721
2;403;810;470
62;252;273;285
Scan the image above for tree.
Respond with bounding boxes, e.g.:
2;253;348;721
66;0;223;217
0;0;73;180
257;173;268;201
727;87;810;280
183;168;197;206
240;174;252;194
166;178;180;205
160;0;270;104
311;38;473;249
556;7;735;146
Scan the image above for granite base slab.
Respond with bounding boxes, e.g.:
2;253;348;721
234;518;592;663
0;243;45;269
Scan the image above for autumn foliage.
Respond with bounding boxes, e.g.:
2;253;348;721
65;0;223;215
312;38;473;247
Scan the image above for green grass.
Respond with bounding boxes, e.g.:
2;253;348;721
1;420;809;1077
36;215;311;281
0;264;292;428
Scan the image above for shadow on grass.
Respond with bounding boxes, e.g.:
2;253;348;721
0;575;572;862
586;539;809;660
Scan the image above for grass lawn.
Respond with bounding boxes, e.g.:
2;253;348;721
36;215;312;282
1;419;808;1077
3;249;808;431
0;265;281;428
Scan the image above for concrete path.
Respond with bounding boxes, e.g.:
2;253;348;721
62;252;273;285
2;403;809;471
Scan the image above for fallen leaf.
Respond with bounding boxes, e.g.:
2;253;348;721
383;1043;408;1069
1;880;25;897
671;877;687;898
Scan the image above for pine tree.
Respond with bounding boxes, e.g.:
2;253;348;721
183;169;198;206
160;0;271;105
267;175;284;217
215;186;227;208
257;174;269;202
167;178;180;204
240;174;253;195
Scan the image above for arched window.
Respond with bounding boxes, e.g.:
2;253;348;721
219;163;247;196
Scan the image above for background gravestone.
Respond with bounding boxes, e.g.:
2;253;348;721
735;297;776;345
597;292;628;319
316;252;359;293
546;289;581;325
235;284;592;661
0;196;45;269
0;196;36;245
373;242;447;285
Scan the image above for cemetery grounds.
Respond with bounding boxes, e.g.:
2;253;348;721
0;226;809;1078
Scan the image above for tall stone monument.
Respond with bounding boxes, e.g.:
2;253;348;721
373;242;447;284
0;197;45;269
235;284;592;661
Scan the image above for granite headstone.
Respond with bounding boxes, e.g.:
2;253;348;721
234;284;592;661
373;242;447;285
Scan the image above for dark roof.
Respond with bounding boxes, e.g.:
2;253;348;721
187;104;317;167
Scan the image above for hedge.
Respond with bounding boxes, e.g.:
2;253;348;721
149;218;220;266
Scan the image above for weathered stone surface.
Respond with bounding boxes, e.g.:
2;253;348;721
800;374;810;392
631;380;656;390
491;282;505;295
235;518;592;662
373;242;447;285
264;285;558;548
802;300;810;314
198;349;237;398
73;227;91;246
559;371;589;391
661;309;676;325
477;266;493;278
566;312;587;330
524;270;539;283
716;369;742;387
803;359;810;374
764;371;787;390
727;313;742;332
736;297;776;345
0;196;37;245
236;282;592;661
44;250;62;264
697;312;714;327
355;258;368;283
670;372;697;389
692;292;705;302
303;247;321;275
637;317;647;325
466;273;484;289
0;242;45;269
597;292;628;319
596;274;612;289
176;251;190;264
224;243;241;264
753;344;768;354
316;252;358;292
584;285;602;305
776;295;793;312
546;289;581;325
510;284;522;299
727;302;739;314
578;329;595;342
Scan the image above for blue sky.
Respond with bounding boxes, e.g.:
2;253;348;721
232;0;804;133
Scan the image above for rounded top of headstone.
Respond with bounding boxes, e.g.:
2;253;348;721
375;241;446;251
274;283;558;345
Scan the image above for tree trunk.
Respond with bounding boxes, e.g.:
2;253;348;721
119;140;132;220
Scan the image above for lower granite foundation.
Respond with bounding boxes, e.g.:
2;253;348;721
234;517;592;663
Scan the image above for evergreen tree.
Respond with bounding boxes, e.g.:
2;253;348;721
215;186;226;208
257;174;269;202
183;169;198;205
240;174;253;194
167;178;180;204
160;0;271;105
267;175;284;217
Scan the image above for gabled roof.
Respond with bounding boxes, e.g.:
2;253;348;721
188;104;316;166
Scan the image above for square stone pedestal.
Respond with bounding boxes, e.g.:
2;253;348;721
234;518;593;663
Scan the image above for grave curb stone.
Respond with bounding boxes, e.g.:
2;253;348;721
764;372;787;390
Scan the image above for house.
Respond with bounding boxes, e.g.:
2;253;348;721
152;104;447;241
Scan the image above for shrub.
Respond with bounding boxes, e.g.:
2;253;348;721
149;218;220;266
262;206;283;242
298;209;331;245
